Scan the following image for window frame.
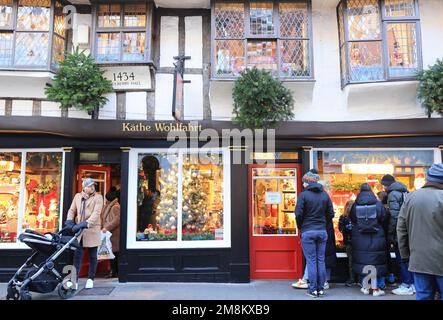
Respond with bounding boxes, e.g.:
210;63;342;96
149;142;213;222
337;0;422;87
0;0;67;71
127;147;231;249
0;148;65;250
92;0;153;65
211;0;314;81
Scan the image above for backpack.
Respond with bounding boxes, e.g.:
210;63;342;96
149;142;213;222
355;204;378;234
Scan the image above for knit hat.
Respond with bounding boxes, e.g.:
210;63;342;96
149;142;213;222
302;170;320;185
426;164;443;184
380;174;396;187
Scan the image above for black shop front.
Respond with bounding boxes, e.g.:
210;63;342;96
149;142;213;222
0;117;443;283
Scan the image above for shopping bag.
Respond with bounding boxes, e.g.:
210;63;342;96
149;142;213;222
97;231;115;260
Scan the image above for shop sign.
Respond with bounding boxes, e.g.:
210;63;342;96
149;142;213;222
103;66;151;91
265;192;282;204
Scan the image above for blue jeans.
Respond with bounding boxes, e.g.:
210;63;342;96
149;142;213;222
394;246;414;286
413;273;443;300
301;230;328;292
303;265;331;282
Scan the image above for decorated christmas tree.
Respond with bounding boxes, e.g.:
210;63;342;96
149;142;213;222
155;164;178;237
181;163;209;236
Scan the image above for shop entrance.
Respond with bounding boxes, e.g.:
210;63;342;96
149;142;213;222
75;162;121;278
249;164;303;279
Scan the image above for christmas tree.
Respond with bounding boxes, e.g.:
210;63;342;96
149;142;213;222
155;163;179;238
182;163;209;236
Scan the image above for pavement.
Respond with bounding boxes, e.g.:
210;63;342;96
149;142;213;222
0;278;417;300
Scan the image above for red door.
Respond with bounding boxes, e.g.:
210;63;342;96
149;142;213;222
76;165;111;277
249;164;303;279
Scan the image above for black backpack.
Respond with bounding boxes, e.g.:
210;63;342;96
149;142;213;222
355;204;378;234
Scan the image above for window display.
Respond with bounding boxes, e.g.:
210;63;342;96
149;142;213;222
22;152;63;234
252;167;298;236
132;149;229;247
0;150;64;246
313;149;436;250
0;152;21;243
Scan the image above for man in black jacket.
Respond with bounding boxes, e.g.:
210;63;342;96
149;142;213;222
295;170;334;298
381;174;414;296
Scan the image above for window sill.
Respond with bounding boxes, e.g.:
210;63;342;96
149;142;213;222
342;77;418;89
96;60;155;67
0;69;55;79
211;77;315;83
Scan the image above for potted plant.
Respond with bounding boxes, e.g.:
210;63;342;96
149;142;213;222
45;48;113;119
417;59;443;117
232;68;295;129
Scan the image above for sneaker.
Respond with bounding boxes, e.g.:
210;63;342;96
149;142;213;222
360;287;370;295
306;290;318;298
323;281;330;290
318;290;325;297
373;289;385;297
392;284;414;296
85;279;94;289
411;284;416;294
292;279;308;289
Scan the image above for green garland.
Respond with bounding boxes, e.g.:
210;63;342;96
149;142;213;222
34;181;55;194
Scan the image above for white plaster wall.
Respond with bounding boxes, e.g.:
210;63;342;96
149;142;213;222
72;13;92;55
0;100;5;116
41;101;62;117
185;16;203;69
184;74;203;120
160;16;179;68
11;100;33;116
155;73;174;120
419;0;443;68
68;108;90;119
0;74;49;99
99;93;117;120
126;92;147;120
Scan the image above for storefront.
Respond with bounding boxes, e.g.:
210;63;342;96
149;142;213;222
1;117;443;283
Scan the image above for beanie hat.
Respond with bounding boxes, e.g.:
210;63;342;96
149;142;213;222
426;164;443;184
360;183;372;192
302;170;320;185
380;174;396;187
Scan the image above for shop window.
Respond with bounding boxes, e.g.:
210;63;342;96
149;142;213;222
0;150;64;247
213;1;312;79
94;2;151;63
337;0;421;86
252;167;298;235
313;149;437;251
0;0;66;69
130;149;230;248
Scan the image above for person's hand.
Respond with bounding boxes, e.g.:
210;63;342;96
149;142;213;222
65;220;75;229
102;228;107;233
72;221;88;233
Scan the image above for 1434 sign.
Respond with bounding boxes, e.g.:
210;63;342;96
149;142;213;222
103;65;152;91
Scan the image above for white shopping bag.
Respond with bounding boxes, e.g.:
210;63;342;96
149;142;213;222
97;231;115;260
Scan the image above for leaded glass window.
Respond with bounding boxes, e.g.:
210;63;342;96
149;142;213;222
95;2;150;63
0;0;66;69
337;0;421;86
213;1;312;79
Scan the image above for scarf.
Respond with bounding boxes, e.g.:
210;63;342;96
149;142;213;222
79;191;95;222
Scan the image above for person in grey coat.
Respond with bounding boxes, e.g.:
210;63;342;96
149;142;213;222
397;164;443;300
381;174;414;295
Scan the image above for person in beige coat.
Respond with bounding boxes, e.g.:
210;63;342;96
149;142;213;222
101;187;121;278
66;178;103;290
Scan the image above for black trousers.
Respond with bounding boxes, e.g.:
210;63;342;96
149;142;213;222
110;252;119;275
73;244;98;280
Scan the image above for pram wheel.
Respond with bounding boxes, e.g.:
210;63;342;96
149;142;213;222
57;283;76;300
20;291;32;300
6;286;20;300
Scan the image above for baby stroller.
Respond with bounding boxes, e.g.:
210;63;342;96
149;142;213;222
6;224;86;300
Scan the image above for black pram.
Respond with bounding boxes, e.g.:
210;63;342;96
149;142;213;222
6;226;85;300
